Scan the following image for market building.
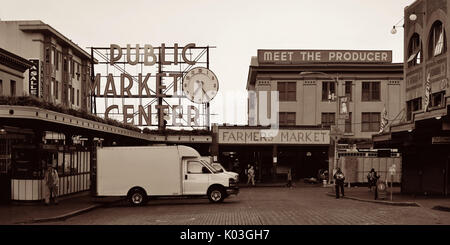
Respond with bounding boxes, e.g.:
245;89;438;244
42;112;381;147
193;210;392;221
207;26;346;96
0;20;213;203
212;49;404;183
374;0;450;196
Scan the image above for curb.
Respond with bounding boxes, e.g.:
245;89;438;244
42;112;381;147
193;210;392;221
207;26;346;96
27;204;103;224
326;193;421;207
17;198;125;224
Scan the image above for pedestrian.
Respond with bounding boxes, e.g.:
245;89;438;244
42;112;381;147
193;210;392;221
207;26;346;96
367;168;379;192
44;164;59;205
333;168;345;199
247;165;255;186
286;169;293;188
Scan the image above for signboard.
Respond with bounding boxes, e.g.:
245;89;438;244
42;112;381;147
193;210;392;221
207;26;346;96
432;136;450;144
218;128;330;145
258;50;392;65
28;59;39;97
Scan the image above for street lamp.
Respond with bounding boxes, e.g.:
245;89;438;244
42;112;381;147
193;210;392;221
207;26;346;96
299;71;342;184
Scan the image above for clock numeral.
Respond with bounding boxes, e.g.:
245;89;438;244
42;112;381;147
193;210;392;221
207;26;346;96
185;75;190;80
211;76;215;80
184;83;188;87
213;84;217;88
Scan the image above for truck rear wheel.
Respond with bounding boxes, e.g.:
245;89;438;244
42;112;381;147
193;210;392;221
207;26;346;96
128;188;147;206
208;186;225;203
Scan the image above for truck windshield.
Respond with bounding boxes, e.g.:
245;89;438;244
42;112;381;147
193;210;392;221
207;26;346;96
200;160;219;173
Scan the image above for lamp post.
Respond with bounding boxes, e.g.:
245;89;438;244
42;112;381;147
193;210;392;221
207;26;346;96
299;71;342;184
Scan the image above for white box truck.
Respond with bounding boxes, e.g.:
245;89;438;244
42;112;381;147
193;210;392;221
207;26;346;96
96;145;239;206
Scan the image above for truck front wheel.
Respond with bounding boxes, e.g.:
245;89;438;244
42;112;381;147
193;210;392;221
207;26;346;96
208;186;225;203
128;188;147;206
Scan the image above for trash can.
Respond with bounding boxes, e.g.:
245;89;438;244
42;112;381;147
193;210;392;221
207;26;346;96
375;180;387;200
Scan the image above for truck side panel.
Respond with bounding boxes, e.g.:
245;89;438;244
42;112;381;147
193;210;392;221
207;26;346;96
97;146;182;196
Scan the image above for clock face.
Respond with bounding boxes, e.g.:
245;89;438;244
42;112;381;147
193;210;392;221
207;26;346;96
182;67;219;104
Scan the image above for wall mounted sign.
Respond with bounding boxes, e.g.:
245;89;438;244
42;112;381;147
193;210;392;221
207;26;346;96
258;50;392;65
28;59;39;97
218;128;330;145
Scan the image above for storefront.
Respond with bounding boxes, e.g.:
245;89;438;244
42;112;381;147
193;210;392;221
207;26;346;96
214;126;330;183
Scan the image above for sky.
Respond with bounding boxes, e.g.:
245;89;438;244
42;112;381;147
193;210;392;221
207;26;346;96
0;0;416;126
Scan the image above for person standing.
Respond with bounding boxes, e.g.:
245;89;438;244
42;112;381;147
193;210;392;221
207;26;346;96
333;168;345;199
286;169;293;188
44;165;59;205
247;165;255;186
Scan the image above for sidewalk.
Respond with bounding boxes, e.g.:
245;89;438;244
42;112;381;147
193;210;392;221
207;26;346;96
0;192;121;225
327;185;450;210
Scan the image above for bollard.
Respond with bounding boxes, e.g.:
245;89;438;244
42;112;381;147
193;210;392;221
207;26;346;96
323;179;327;187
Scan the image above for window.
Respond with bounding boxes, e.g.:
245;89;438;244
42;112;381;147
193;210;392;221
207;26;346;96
407;33;422;67
51;79;54;97
55;81;59;100
321;113;335;127
45;47;50;64
70;86;74;104
361;82;380;101
322;81;336;101
429;21;446;57
77;89;80;106
277;82;296;101
345;112;352;133
279;112;296;125
361;112;380;132
0;80;2;95
55;50;59;71
63;57;68;72
71;60;75;78
187;161;204;174
345;81;352;101
431;91;445;108
10;80;16;96
406;97;422;121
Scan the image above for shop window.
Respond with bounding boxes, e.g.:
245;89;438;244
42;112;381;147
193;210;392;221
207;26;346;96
361;112;380;132
345;112;352;133
345;81;352;101
277;82;296;101
12;147;40;179
429;21;446;58
10;80;16;96
322;81;336;101
407;33;422;67
321;112;335;127
279;112;296;125
361;82;380;101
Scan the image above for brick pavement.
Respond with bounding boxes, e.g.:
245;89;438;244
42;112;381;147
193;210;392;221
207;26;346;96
39;186;450;225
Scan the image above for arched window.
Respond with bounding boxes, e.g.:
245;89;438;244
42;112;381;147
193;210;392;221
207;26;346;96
407;33;422;66
428;21;446;58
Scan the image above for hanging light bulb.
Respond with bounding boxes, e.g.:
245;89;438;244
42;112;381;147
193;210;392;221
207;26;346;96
391;26;397;34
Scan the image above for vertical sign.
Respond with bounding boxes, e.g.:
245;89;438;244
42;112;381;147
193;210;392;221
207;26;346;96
28;59;39;97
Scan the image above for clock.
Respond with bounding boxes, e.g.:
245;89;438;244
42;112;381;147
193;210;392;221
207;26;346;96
182;67;219;104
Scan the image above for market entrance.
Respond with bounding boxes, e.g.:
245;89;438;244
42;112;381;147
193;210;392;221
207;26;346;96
277;146;329;181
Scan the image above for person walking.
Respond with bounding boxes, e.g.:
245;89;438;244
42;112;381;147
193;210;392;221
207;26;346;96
333;168;345;199
247;165;255;186
44;165;59;205
367;168;380;192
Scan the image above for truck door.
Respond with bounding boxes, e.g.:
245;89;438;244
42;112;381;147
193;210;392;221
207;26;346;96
183;160;210;195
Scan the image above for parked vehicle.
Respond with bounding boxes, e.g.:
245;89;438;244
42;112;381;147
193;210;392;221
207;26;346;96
96;145;239;206
210;162;239;182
